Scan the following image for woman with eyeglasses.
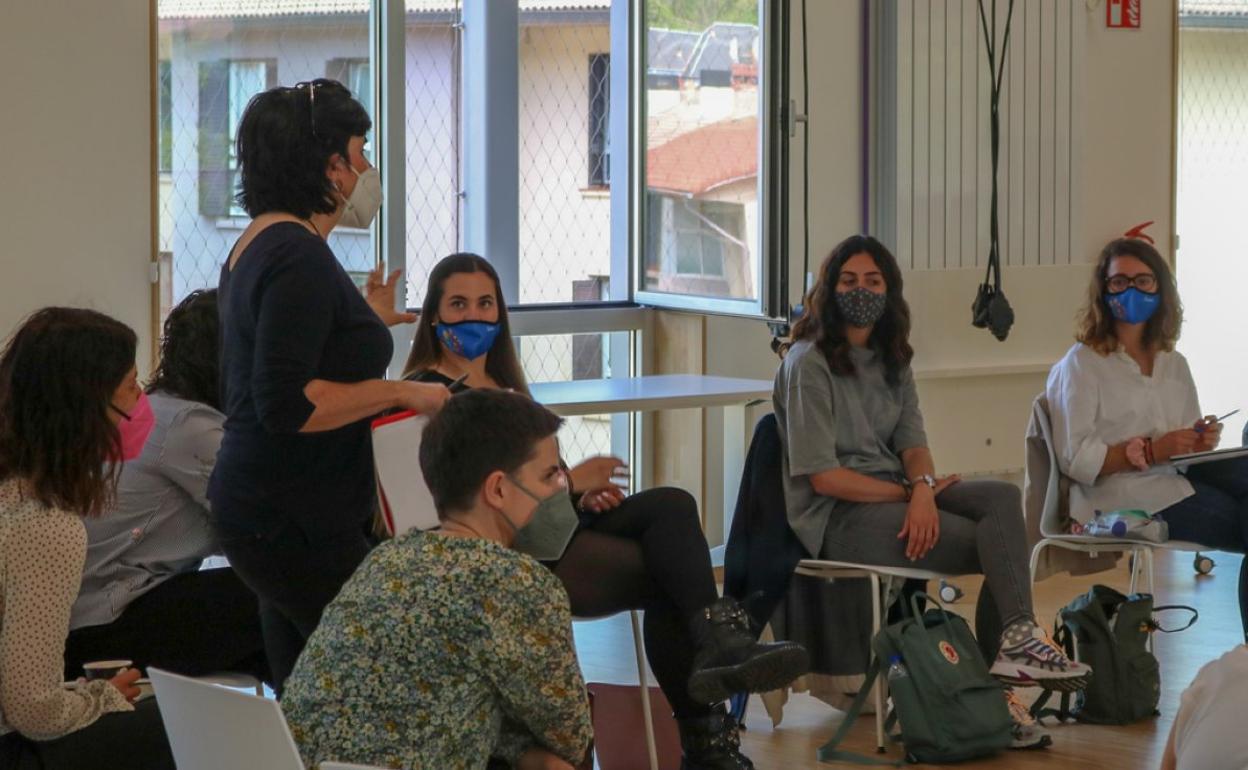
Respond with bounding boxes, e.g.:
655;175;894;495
1047;237;1248;639
0;308;174;770
210;79;450;693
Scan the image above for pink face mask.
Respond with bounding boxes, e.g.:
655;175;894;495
111;391;156;462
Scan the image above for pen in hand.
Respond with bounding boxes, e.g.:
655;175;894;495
1196;409;1239;434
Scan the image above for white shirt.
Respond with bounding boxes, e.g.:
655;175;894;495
1174;646;1248;770
1045;343;1200;523
0;478;131;739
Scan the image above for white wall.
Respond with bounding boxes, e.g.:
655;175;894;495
701;0;1177;480
0;0;154;372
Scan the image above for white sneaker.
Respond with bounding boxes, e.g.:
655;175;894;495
1004;688;1052;750
990;619;1091;691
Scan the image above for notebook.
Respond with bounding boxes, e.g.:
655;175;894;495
1169;445;1248;468
371;410;439;535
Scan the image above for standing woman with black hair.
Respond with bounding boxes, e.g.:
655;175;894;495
64;290;268;686
0;308;174;770
210;79;450;692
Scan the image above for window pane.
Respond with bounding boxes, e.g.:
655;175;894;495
643;2;761;301
520;333;618;468
403;13;461;307
157;2;374;323
517;7;614;304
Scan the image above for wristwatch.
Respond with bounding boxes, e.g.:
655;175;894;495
909;474;937;493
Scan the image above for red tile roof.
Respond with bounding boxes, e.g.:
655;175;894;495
646;116;757;197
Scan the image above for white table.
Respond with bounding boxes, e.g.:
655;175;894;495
531;374;772;543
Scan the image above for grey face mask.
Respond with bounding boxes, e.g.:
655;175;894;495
835;287;887;328
500;477;579;562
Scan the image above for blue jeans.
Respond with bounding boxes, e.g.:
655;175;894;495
1156;456;1248;640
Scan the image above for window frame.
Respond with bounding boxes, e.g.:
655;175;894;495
631;0;789;320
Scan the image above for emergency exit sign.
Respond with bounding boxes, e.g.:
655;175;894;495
1107;0;1141;28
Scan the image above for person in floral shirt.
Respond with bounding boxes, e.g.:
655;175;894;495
282;389;591;770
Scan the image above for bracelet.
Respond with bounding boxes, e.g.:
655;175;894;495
1143;437;1155;466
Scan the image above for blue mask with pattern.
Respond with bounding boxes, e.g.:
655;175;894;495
436;320;501;361
1103;287;1160;325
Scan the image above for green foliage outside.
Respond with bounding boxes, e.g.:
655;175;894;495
646;0;759;31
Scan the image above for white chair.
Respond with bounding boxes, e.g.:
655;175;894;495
1029;398;1208;598
795;559;953;754
149;667;303;770
198;670;264;697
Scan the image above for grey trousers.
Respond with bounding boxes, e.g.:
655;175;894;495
820;479;1033;661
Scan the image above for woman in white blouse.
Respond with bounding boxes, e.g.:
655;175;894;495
1047;237;1248;638
0;308;174;770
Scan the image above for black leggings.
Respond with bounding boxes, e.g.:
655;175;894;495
552;487;718;719
63;568;270;685
0;699;174;770
218;522;374;695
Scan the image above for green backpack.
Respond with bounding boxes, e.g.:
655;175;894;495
817;593;1013;766
1032;585;1197;725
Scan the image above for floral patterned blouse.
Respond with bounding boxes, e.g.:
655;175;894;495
282;531;592;770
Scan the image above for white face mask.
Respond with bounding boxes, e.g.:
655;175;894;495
337;165;382;229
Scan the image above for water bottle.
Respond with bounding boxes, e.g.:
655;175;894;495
886;655;909;682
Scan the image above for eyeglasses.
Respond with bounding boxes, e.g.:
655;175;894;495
293;79;341;139
1105;273;1157;294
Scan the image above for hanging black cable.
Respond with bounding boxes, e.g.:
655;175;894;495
801;0;810;296
970;0;1016;341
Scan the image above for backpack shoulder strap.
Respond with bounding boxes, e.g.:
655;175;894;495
1029;623;1077;723
816;658;904;767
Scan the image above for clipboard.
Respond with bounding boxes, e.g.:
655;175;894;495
1169;445;1248;468
371;410;439;535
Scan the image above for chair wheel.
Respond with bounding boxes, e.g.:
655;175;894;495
939;580;964;603
1194;554;1216;575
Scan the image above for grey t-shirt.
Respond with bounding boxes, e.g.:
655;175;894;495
772;339;928;555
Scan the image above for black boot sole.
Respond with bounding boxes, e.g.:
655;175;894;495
688;645;810;705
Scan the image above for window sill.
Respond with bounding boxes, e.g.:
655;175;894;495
579;187;610;199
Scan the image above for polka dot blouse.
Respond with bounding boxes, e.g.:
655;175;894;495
0;478;130;740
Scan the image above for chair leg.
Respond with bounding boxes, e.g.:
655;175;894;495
630;610;659;770
1128;548;1141;595
1028;541;1047;589
870;574;886;754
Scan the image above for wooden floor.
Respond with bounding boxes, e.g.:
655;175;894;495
572;549;1243;770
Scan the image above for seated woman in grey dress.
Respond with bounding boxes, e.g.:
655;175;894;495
773;235;1090;751
63;290;268;685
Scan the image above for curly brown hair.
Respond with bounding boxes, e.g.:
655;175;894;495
791;235;914;385
1076;238;1182;355
0;308;137;517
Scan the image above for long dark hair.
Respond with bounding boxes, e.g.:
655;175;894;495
1076;237;1182;355
402;253;529;395
790;235;914;385
0;308;137;517
147;290;220;409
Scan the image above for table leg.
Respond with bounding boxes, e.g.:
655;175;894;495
721;404;746;546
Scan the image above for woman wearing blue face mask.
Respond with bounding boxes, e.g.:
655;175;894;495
1047;237;1248;639
404;254;809;770
211;78;451;694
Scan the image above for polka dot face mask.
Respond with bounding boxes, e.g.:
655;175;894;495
835;287;887;328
